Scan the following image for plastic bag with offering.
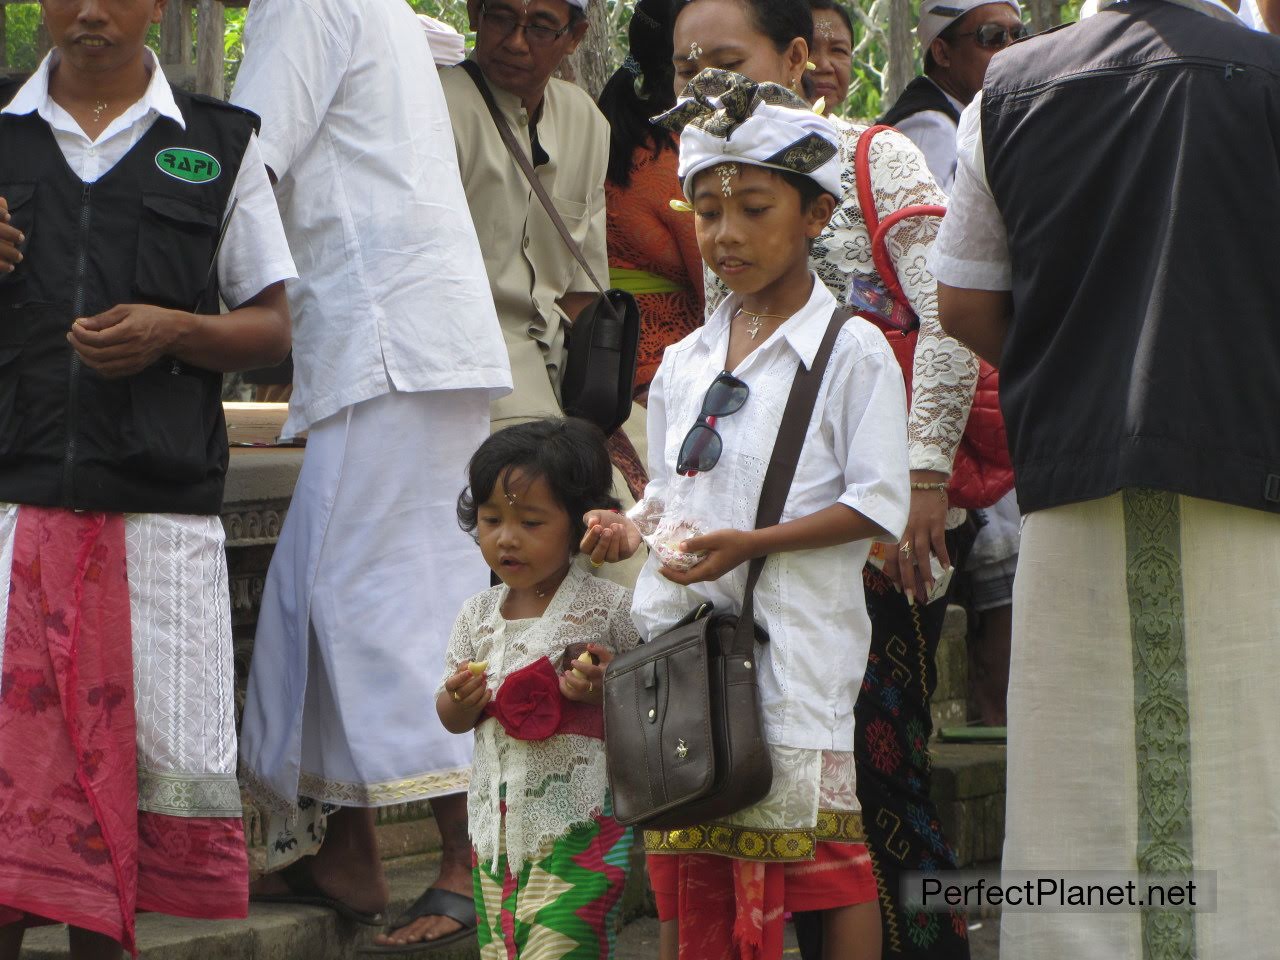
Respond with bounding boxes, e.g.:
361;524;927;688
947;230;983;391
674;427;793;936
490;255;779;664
627;496;710;572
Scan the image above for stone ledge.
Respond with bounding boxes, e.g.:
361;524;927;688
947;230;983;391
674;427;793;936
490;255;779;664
931;743;1007;867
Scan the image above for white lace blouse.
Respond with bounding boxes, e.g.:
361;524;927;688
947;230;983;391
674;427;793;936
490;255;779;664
706;118;979;480
440;563;641;872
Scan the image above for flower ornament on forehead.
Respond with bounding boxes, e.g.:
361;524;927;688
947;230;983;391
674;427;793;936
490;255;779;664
655;69;843;202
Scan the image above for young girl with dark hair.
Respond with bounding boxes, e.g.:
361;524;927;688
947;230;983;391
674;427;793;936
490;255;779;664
438;418;640;959
587;70;911;960
599;0;705;403
668;2;982;958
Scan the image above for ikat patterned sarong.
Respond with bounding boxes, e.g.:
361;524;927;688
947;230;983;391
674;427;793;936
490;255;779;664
474;810;631;960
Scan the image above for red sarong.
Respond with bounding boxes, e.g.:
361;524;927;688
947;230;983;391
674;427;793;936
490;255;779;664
648;842;877;960
0;508;247;954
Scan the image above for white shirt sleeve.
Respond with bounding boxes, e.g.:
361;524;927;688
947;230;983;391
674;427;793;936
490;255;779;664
217;133;298;308
828;331;912;543
929;93;1013;291
642;359;671;506
894;110;959;195
230;0;351;182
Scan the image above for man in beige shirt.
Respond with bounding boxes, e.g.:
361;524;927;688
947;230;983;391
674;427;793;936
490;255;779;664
440;0;607;431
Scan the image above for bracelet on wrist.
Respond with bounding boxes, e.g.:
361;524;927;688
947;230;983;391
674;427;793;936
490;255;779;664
910;481;948;491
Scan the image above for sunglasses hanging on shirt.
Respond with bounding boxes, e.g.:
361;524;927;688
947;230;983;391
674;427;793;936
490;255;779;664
676;371;750;476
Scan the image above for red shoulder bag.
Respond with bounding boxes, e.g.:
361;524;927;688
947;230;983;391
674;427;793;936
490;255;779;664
852;124;1013;511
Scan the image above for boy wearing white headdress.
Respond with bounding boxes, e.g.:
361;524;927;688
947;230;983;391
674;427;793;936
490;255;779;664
587;70;911;960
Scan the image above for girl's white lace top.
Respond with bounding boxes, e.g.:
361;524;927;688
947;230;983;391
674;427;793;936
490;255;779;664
706;117;979;483
440;563;641;872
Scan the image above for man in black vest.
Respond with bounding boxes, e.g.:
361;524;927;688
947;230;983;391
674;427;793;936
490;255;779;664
0;0;293;955
933;2;1280;956
880;0;1025;193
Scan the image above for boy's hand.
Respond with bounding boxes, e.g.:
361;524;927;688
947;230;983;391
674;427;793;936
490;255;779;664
659;528;755;585
68;304;193;378
0;197;26;273
580;510;642;565
559;643;611;705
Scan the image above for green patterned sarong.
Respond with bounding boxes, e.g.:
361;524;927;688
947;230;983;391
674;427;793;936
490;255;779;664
474;809;632;959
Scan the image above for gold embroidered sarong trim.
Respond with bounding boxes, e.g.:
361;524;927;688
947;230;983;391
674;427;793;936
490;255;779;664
644;809;865;863
297;767;472;808
239;763;472;823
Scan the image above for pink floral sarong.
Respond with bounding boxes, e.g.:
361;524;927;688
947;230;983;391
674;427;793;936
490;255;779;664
0;507;247;954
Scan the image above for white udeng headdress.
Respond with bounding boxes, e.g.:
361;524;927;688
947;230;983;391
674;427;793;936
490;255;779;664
656;69;843;201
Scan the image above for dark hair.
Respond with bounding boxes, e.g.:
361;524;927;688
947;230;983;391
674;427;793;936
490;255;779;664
806;0;854;42
598;0;678;187
674;0;815;57
456;418;621;551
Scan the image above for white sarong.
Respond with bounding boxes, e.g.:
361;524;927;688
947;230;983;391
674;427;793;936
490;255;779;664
240;389;490;820
1003;489;1280;960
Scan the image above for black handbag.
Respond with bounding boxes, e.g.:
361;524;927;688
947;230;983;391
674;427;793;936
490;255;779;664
603;308;849;829
461;61;639;437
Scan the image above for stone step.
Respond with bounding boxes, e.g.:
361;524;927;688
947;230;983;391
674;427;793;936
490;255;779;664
931;741;1008;868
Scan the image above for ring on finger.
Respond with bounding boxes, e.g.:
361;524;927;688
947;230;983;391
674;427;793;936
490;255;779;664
590;558;604;568
451;689;461;702
898;541;913;558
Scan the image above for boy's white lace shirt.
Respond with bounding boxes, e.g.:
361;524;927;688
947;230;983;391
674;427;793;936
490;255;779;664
705;118;979;481
440;562;641;872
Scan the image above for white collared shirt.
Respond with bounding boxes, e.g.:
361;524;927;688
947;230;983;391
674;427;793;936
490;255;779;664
631;275;911;752
1;49;296;309
232;0;512;438
892;79;965;194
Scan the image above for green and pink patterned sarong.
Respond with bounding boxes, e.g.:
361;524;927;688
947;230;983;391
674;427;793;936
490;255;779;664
474;809;631;960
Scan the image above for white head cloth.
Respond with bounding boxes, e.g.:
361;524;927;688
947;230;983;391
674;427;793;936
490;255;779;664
656;70;843;200
918;0;1023;50
417;14;466;66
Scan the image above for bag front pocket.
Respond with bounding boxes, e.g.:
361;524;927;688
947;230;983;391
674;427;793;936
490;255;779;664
133;193;219;310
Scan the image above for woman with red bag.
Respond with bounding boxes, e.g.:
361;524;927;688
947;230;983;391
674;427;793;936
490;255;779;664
657;0;1014;957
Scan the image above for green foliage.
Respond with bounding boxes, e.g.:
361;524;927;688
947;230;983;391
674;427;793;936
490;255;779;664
4;4;42;73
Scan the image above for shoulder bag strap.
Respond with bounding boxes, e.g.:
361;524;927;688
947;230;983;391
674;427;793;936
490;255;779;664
733;307;850;651
459;60;610;308
853;124;946;311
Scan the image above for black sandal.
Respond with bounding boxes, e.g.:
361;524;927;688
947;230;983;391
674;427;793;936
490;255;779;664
357;887;478;955
250;856;386;927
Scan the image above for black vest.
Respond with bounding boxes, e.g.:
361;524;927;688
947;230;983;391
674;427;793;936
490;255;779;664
980;2;1280;514
879;75;961;128
0;82;258;514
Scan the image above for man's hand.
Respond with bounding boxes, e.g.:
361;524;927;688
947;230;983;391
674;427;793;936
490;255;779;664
659;528;755;586
0;197;26;274
67;305;192;378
